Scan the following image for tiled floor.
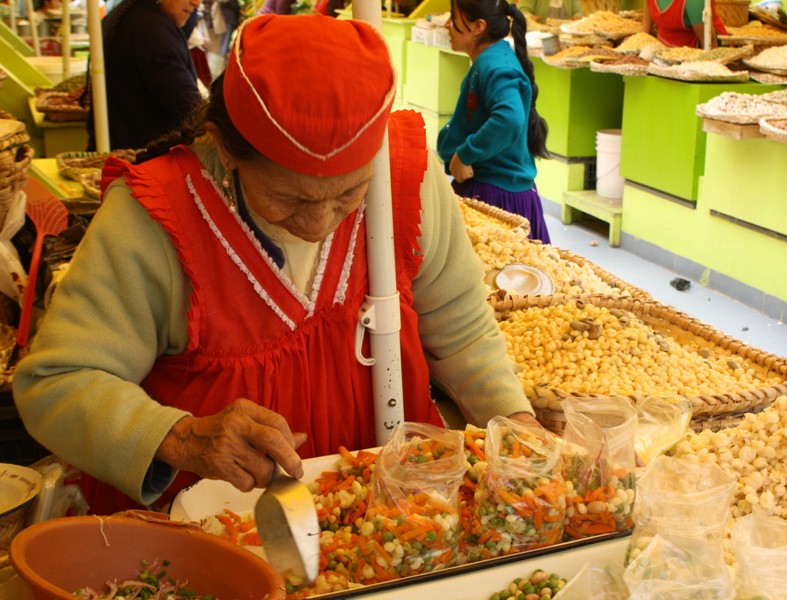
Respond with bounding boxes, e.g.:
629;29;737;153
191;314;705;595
542;211;787;359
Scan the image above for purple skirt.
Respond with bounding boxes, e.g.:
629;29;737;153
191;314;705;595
452;180;551;244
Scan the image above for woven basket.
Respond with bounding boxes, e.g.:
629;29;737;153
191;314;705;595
457;197;652;304
497;296;787;434
459;196;531;235
715;0;751;27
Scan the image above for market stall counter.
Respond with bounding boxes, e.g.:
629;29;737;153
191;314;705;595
619;75;780;202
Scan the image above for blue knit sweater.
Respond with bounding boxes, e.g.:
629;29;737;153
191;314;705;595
437;40;537;193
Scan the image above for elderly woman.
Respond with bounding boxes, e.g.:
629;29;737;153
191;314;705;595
14;14;539;515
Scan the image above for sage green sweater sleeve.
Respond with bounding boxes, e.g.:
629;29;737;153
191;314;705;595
13;181;191;505
414;152;534;425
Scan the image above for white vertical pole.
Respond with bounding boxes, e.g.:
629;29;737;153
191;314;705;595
352;0;405;445
87;0;109;151
702;0;712;50
25;0;40;56
61;0;71;81
10;0;17;35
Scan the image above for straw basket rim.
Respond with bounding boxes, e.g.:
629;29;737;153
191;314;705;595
498;295;787;432
759;116;787;142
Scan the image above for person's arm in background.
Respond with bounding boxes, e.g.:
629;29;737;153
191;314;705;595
566;0;584;19
518;0;545;21
642;0;654;34
413;152;539;428
686;0;718;47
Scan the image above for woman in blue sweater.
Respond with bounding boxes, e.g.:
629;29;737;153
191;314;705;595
438;0;551;243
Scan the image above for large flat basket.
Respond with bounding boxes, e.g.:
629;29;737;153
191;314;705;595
496;295;787;434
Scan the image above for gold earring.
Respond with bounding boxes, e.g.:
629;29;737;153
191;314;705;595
222;168;237;213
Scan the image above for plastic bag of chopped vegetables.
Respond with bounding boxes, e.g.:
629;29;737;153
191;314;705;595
624;533;735;600
560;397;637;539
732;509;787;600
354;422;467;583
553;560;627;599
626;455;735;566
469;416;566;559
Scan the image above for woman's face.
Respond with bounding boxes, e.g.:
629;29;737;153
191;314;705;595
237;159;374;243
160;0;199;27
448;8;475;54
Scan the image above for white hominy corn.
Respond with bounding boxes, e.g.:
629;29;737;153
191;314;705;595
459;201;632;297
498;301;782;397
669;396;787;566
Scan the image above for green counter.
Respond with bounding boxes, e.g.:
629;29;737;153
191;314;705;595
620;76;778;202
533;59;624;159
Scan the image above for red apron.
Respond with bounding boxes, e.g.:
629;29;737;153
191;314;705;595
82;110;443;514
647;0;727;47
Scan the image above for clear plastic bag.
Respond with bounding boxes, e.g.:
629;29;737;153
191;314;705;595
626;455;735;565
554;561;627;599
732;509;787;600
356;422;467;582
561;397;638;539
470;416;566;558
624;533;735;600
634;396;693;466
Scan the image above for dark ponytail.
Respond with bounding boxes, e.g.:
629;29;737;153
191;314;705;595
451;0;549;159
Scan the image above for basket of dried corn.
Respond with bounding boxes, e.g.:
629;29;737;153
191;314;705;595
458;197;652;307
496;296;787;434
715;0;751;28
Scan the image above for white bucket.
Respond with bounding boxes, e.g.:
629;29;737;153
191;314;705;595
596;129;624;199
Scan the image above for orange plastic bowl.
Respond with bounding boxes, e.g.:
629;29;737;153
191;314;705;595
9;515;286;600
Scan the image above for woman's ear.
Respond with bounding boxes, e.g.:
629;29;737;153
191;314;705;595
473;17;488;37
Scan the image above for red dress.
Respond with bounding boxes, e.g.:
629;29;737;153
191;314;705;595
83;111;443;514
647;0;727;47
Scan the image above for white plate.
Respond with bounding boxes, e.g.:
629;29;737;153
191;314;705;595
170;449;371;523
0;464;42;517
494;264;554;295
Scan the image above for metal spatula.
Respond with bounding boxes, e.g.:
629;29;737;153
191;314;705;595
254;466;320;590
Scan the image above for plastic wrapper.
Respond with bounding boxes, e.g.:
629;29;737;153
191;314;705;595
554;560;627;599
732;509;787;600
624;533;735;600
561;397;638;539
626;455;735;565
634;396;693;466
356;422;466;582
467;416;565;560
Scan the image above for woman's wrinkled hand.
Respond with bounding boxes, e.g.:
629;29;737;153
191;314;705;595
155;398;307;492
449;153;474;183
508;411;551;434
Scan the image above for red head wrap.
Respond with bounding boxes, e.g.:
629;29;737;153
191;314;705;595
223;14;396;177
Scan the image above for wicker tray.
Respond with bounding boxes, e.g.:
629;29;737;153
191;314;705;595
648;63;750;82
457;198;651;304
590;59;649;76
759;116;787;142
459;196;531;233
34;90;89;122
80;170;101;200
496;296;787;434
720;34;787;46
742;59;787;75
748;70;787;83
56;151;110;181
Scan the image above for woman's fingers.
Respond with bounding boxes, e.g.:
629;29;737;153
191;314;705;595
156;399;307;490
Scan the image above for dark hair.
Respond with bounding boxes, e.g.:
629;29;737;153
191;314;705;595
136;72;261;163
450;0;549;159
